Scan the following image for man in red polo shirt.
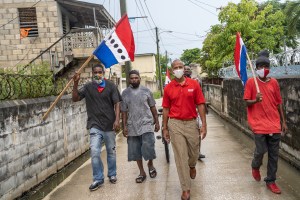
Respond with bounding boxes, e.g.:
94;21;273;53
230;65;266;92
162;59;207;200
244;50;287;194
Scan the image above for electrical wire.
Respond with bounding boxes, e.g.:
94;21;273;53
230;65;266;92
163;30;206;38
133;28;154;33
166;32;206;41
134;0;156;42
0;0;42;29
186;0;218;16
143;0;157;27
193;0;217;9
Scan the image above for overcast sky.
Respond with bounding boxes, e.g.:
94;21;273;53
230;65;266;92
86;0;266;60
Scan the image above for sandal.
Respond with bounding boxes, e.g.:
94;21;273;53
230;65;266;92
149;167;157;178
136;175;146;183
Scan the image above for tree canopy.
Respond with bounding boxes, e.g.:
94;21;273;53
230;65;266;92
180;48;201;65
181;0;298;77
285;0;300;36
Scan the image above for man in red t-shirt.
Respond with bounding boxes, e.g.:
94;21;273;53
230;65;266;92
243;50;287;194
162;59;207;200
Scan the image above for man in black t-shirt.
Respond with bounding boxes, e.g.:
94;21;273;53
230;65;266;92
72;64;121;191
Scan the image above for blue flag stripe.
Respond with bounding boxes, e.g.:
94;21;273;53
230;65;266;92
93;42;118;68
240;45;248;85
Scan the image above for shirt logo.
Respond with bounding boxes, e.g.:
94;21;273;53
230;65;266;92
188;89;194;92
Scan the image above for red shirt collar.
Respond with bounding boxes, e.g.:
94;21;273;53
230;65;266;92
173;77;190;86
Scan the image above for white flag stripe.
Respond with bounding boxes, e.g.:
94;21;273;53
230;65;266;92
105;31;130;63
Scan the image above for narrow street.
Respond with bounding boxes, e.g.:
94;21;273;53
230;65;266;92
43;99;300;200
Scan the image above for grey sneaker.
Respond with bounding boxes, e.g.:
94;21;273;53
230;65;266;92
89;180;104;191
109;176;117;184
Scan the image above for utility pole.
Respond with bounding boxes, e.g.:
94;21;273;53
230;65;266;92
165;50;168;65
155;27;163;97
283;36;288;75
120;0;132;87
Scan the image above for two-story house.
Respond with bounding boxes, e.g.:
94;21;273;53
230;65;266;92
0;0;123;85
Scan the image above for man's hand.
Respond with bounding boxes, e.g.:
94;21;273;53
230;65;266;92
163;129;170;144
281;122;288;136
123;126;128;138
200;125;207;140
256;93;263;103
154;122;160;132
73;72;81;83
113;120;120;132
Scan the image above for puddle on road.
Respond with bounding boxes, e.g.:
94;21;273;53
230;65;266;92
16;150;91;200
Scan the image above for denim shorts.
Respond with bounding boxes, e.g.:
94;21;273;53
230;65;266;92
127;132;156;161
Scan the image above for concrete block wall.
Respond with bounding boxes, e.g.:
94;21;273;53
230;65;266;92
203;77;300;168
0;96;89;199
203;84;223;112
0;0;62;68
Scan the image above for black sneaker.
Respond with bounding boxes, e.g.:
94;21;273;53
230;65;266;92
198;154;205;160
89;180;104;191
109;176;117;184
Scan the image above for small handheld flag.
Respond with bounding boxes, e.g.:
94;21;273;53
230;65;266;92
165;67;171;86
93;14;135;68
234;32;248;86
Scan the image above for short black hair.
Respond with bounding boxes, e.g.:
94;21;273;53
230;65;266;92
129;69;140;77
92;64;105;72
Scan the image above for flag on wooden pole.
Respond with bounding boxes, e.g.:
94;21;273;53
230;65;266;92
93;14;135;68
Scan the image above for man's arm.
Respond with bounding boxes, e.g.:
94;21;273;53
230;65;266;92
162;107;170;143
245;93;262;106
72;73;81;102
113;102;121;131
121;111;128;137
150;106;160;132
278;104;288;134
197;104;207;140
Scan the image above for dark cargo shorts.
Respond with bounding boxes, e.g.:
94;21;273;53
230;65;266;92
127;132;156;161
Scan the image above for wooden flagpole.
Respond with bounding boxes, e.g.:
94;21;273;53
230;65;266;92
246;53;260;93
42;54;94;121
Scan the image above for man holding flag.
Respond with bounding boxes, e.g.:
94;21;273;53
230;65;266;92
72;14;135;191
235;33;288;194
243;50;287;194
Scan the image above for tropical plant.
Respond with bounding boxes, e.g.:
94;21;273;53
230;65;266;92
285;0;300;35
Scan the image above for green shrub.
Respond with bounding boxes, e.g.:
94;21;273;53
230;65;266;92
0;62;67;100
153;91;161;99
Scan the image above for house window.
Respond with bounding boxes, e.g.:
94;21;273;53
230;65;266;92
18;7;38;38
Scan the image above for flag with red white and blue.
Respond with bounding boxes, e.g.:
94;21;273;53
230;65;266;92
93;14;135;68
234;32;248;86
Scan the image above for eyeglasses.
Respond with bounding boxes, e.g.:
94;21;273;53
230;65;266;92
94;71;103;74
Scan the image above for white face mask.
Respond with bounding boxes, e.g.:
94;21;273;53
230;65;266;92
173;69;184;79
256;68;270;78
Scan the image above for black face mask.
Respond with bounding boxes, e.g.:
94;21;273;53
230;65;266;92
184;71;192;78
131;82;140;88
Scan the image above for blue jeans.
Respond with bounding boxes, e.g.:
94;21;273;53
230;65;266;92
90;127;116;182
